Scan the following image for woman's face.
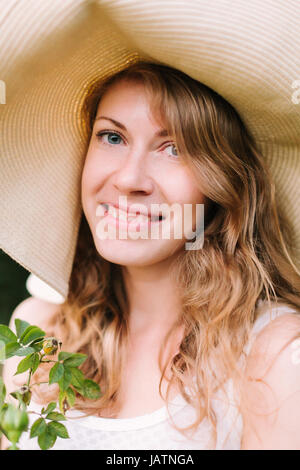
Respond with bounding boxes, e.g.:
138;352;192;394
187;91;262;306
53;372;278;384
81;79;206;268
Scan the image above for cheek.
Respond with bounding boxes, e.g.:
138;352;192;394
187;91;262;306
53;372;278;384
81;151;108;196
172;170;205;206
173;174;205;231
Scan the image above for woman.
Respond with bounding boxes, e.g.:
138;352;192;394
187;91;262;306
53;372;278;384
3;61;300;450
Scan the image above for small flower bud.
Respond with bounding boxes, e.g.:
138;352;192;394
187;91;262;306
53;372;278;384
18;385;32;406
62;398;70;413
59;391;70;414
0;404;28;444
42;337;61;355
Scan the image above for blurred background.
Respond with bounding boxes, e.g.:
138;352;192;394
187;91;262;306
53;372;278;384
0;249;30;326
0;248;64;376
0;249;30;377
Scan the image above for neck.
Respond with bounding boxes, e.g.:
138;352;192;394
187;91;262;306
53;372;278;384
121;259;182;339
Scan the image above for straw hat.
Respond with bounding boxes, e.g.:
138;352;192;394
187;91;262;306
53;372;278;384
0;0;299;299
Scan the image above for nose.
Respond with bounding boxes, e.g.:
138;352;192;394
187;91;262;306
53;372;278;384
112;148;154;195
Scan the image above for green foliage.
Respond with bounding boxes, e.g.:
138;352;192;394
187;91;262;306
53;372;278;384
49;363;64;384
0;249;30;327
0;403;29;445
45;412;66;422
83;379;101;400
0;325;17;344
61;353;87;368
14;319;30;338
30;417;46;438
37;424;57;450
14;352;39;375
0;319;102;450
41;402;57;415
19;326;45;345
48;421;69;439
0;377;6;406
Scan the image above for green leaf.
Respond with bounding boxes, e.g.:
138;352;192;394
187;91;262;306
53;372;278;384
48;421;69;439
30;340;44;352
38;424;57;450
0;325;17;345
49;362;64;384
31;353;40;374
70;367;85;388
19;326;36;343
58;351;74;361
42;402;57;415
10;391;22;401
45;411;66;421
0;342;5;364
30;417;46;438
13;346;36;357
58;390;68;414
2;341;20;359
15;319;30;339
58;366;72;392
71;384;84;396
63;353;87;368
19;326;45;346
0;377;6;406
14;352;40;376
66;387;76;407
14;353;35;375
83;379;101;400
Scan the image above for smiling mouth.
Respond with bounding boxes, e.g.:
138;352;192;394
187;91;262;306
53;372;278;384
100;203;165;223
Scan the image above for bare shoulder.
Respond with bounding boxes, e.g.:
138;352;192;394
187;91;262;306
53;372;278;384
241;310;300;449
245;311;300;376
9;296;60;333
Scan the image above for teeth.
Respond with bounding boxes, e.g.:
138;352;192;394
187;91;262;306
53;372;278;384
102;204;148;222
127;214;148;222
151;215;165;221
101;204;164;222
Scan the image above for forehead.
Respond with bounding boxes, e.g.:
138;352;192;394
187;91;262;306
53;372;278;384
96;79;166;127
99;79;147;105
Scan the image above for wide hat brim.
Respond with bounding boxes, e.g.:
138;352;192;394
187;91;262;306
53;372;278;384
0;0;299;299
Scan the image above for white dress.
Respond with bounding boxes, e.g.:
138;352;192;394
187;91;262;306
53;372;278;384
17;300;298;450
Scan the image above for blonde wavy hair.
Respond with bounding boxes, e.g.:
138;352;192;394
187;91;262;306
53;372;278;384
32;61;300;448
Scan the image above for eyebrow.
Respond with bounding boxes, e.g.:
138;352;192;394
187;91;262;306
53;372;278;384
95;116;170;138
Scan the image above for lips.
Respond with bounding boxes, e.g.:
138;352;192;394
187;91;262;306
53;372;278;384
100;202;165;222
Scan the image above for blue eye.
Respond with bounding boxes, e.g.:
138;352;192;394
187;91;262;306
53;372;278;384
96;131;124;145
163;143;178;158
95;130;179;160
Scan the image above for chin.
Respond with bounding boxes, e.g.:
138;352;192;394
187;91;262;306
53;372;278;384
93;236;181;267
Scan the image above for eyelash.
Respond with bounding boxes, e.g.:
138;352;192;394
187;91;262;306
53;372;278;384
95;130;179;159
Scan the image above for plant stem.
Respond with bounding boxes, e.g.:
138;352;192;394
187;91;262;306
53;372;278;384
30;382;49;387
27;369;32;387
27;410;42;416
